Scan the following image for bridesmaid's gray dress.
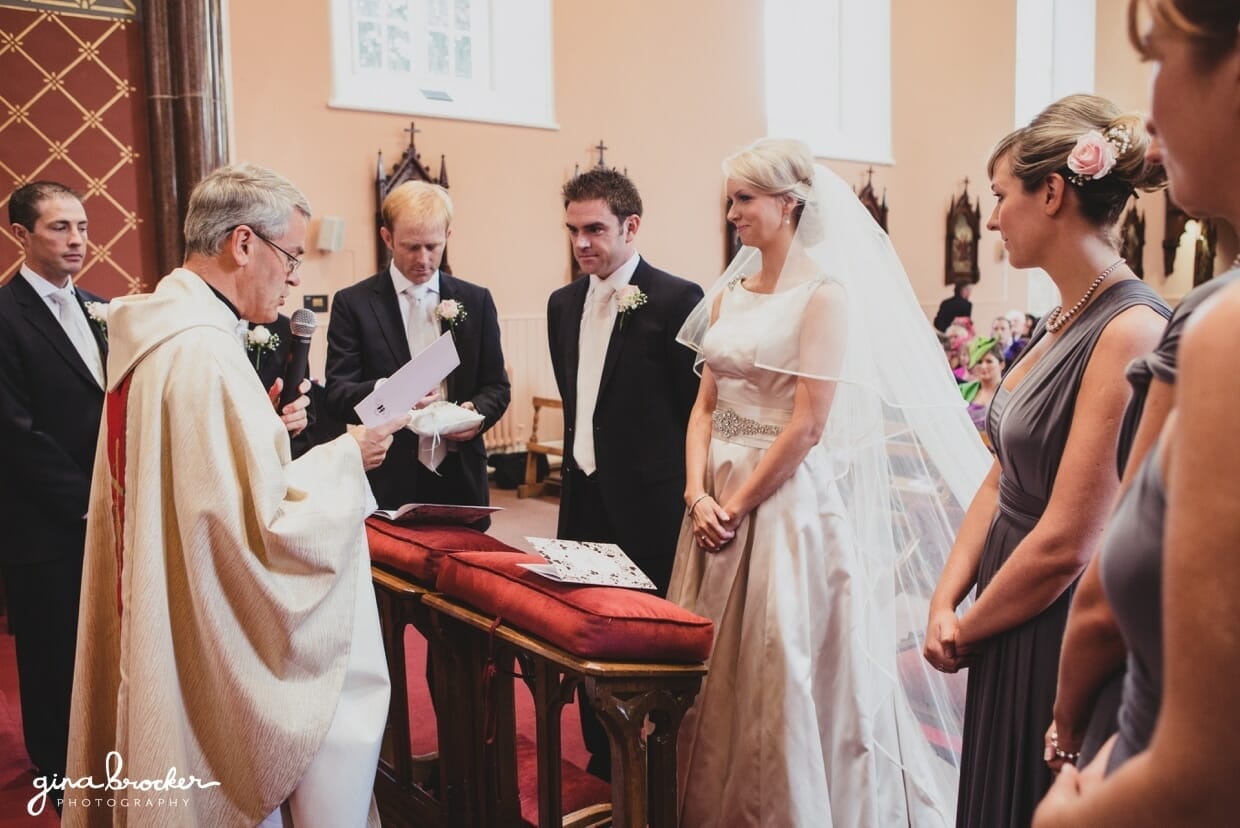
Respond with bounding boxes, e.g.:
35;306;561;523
1100;442;1167;773
956;280;1169;828
1080;268;1240;763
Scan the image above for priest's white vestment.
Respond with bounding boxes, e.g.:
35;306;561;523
63;268;388;827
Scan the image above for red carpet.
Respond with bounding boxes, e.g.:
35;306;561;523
0;620;59;827
0;617;602;825
401;627;611;825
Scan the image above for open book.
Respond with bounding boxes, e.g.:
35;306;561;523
371;503;501;525
520;537;656;590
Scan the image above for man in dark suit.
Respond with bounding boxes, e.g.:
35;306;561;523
326;181;509;528
547;168;703;779
934;279;974;331
247;314;345;458
0;181;107;784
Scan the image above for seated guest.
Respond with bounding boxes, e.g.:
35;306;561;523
1005;309;1029;361
961;338;1005;432
945;324;973;381
326;181;509;528
991;315;1015;354
64;163;405;826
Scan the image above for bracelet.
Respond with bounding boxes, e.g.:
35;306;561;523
1050;732;1080;764
687;493;710;516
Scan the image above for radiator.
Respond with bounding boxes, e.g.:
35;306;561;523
483;315;559;453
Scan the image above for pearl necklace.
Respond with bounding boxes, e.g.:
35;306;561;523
1046;258;1126;334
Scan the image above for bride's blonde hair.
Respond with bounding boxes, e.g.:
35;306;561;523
723;138;816;224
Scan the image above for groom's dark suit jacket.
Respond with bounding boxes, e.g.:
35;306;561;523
0;272;107;567
547;257;702;592
0;270;107;777
325;270;510;515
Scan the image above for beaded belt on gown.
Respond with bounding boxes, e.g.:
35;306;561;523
711;403;789;446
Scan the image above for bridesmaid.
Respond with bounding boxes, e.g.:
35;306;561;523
923;94;1170;828
1035;2;1240;824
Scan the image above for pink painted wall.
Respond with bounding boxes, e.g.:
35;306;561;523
226;0;1165;374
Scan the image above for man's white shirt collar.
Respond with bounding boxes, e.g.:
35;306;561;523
587;251;640;297
20;264;74;300
390;262;441;299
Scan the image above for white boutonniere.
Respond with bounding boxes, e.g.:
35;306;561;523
434;299;467;327
84;301;110;335
435;299;467;342
615;284;647;330
245;325;280;370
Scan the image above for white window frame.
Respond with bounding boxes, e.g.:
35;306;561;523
763;0;893;165
1008;0;1097;315
329;0;556;130
1014;0;1096;127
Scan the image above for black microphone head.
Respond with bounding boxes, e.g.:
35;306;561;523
289;308;317;338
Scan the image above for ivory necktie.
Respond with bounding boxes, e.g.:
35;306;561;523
573;283;615;476
49;287;104;388
406;286;450;471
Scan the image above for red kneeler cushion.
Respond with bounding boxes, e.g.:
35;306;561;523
366;518;520;586
436;552;714;663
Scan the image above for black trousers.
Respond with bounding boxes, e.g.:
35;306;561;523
2;554;84;781
558;468;624;781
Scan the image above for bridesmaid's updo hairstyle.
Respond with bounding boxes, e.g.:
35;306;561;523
1128;0;1239;70
723;138;816;227
986;94;1165;228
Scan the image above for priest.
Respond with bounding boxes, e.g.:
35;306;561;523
63;164;404;827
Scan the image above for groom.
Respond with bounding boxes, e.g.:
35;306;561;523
326;181;509;526
547;168;702;779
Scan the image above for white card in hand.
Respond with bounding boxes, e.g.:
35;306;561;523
521;537;656;590
354;331;460;427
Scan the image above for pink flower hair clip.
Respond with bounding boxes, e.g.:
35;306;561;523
1065;127;1131;187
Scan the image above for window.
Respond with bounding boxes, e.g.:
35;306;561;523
330;0;555;129
1014;0;1096;127
763;0;892;165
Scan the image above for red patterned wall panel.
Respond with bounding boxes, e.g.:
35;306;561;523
0;3;156;297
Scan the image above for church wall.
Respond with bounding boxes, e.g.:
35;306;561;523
227;0;1163;395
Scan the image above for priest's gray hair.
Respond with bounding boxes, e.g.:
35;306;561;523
184;163;312;256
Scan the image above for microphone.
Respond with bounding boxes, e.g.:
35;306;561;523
277;308;317;409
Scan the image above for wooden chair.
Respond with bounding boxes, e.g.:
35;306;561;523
518;396;564;498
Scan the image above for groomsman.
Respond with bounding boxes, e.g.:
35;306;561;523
246;314;344;458
326;181;509;527
0;181;106;784
547;168;702;779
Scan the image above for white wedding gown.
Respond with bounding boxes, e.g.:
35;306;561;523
667;280;955;827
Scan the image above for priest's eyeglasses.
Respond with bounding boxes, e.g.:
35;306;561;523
229;224;303;274
253;232;303;275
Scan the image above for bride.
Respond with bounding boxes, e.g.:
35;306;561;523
667;138;990;826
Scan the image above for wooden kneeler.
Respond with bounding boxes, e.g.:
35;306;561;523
367;520;520;827
432;551;714;828
368;521;635;827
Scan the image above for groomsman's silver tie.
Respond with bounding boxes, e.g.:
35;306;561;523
49;287;104;388
573;283;614;476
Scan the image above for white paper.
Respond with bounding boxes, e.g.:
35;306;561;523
354;332;460;427
521;537;657;590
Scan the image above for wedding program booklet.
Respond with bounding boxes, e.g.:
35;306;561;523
372;503;502;525
354;331;460;427
521;537;656;590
